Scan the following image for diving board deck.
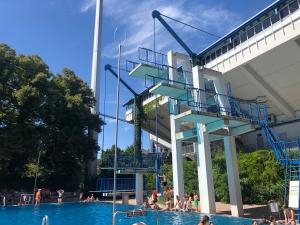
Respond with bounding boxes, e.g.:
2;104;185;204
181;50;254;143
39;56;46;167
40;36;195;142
129;63;168;80
174;110;256;135
149;82;186;98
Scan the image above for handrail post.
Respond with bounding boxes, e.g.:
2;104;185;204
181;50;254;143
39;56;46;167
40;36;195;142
41;215;49;225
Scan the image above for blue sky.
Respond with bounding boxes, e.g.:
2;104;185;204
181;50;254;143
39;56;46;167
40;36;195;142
0;0;275;153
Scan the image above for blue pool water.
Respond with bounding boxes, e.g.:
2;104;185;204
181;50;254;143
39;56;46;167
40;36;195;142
0;202;252;225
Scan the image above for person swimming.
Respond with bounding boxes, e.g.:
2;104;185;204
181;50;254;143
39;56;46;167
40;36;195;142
198;215;214;225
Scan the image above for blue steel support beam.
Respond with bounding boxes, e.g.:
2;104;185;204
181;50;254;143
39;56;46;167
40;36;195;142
152;10;199;66
105;64;138;96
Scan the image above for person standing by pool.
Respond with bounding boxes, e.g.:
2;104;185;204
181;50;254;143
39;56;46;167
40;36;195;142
158;173;168;187
57;189;64;203
193;194;199;212
79;192;84;202
35;189;41;205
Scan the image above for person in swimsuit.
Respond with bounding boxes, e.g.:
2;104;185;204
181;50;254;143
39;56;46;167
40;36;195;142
57;189;64;203
159;173;168;187
35;189;41;205
184;196;193;211
172;195;183;211
198;215;214;225
194;194;199;212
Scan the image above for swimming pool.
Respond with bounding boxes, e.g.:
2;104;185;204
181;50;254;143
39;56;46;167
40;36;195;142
0;202;252;225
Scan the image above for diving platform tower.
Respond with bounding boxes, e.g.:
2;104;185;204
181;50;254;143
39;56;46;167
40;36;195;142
129;50;267;217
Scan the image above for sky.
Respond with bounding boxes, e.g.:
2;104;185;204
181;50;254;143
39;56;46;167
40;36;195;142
0;0;276;153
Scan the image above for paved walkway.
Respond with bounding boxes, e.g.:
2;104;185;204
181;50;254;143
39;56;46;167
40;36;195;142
215;202;269;219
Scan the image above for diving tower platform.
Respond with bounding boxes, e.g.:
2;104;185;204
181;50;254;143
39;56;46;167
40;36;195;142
122;0;300;217
129;62;168;80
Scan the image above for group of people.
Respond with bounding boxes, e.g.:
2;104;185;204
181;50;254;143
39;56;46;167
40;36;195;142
35;188;64;205
145;185;200;213
251;206;295;225
79;193;100;202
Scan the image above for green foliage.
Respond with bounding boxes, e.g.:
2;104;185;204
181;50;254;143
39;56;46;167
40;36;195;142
238;150;284;204
213;149;284;204
0;43;103;191
160;160;198;194
213;152;229;202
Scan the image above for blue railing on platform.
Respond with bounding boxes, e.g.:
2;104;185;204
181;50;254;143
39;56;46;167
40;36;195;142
139;47;168;67
167;87;268;122
101;153;161;170
96;178;147;192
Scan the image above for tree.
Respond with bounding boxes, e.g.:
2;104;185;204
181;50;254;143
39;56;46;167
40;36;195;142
0;43;103;191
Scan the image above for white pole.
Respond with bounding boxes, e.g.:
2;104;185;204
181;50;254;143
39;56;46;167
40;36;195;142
112;44;122;225
89;0;103;178
33;150;41;205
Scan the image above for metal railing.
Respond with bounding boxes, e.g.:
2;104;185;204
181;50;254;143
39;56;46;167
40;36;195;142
139;47;168;67
168;87;268;122
201;0;300;65
100;152;162;170
96;178;148;192
182;144;195;155
41;215;49;225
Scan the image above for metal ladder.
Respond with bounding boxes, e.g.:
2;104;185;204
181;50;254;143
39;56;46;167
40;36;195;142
41;215;49;225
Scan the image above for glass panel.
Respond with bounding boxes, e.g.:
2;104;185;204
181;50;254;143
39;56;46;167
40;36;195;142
247;27;255;38
271;13;280;24
240;32;247;43
280;6;289;19
228;42;233;50
206;55;211;63
216;48;222;57
201;58;205;66
289;1;299;13
255;23;263;33
263;18;271;29
233;37;240;47
210;52;216;61
222;45;228;54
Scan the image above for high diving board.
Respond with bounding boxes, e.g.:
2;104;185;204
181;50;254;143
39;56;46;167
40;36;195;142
149;82;186;99
129;63;168;80
100;167;157;174
117;168;157;174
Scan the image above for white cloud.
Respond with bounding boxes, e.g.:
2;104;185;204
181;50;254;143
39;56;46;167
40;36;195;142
81;0;96;12
82;0;242;58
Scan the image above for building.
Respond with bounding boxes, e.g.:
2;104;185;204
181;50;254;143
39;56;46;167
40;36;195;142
124;0;300;217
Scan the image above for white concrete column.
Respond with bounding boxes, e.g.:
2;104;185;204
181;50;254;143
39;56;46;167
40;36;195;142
135;173;144;205
196;123;216;214
170;115;184;200
192;66;206;111
88;0;103;178
224;136;244;217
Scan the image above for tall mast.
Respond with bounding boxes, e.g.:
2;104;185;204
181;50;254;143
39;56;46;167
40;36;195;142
88;0;103;179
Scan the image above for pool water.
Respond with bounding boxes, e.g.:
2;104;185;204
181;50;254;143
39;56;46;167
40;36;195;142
0;202;252;225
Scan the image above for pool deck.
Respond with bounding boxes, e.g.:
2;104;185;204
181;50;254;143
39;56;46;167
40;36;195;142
115;199;270;219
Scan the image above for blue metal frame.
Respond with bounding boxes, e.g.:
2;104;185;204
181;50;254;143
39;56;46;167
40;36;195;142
96;178;148;192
